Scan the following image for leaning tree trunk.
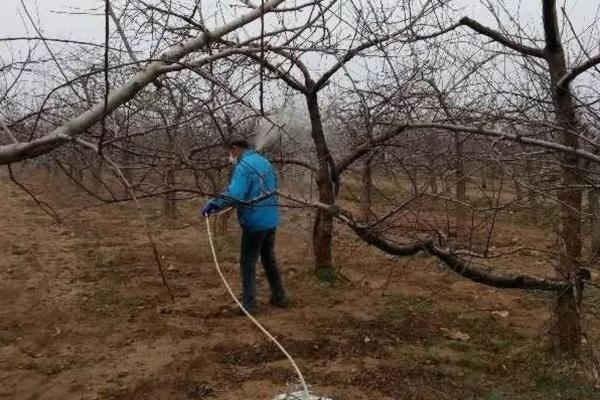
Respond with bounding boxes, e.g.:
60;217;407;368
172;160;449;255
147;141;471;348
306;91;336;281
544;0;583;352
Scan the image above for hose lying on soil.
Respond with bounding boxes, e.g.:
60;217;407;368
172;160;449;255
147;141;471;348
205;215;310;399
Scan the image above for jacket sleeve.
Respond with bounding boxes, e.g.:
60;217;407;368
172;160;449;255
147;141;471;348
209;163;251;209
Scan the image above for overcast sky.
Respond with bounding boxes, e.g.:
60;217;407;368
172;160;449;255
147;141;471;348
2;0;599;56
2;0;102;56
1;0;599;98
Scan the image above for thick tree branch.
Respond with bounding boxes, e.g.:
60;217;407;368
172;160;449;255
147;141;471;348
336;121;600;175
283;194;571;292
313;29;410;92
239;51;308;93
336;125;407;173
558;53;600;89
425;244;569;291
542;0;561;51
410;22;461;41
351;225;425;257
459;17;546;58
402;122;600;165
0;134;70;165
271;158;315;172
0;0;287;166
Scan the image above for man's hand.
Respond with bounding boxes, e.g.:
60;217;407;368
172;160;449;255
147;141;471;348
201;203;219;217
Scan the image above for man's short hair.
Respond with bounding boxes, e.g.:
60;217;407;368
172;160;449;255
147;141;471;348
226;138;250;149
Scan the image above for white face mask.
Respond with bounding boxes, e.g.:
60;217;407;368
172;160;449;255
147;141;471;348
228;153;237;164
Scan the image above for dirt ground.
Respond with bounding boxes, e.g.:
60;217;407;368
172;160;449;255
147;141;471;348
1;171;600;400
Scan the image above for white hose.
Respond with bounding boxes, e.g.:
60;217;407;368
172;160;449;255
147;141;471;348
205;217;310;399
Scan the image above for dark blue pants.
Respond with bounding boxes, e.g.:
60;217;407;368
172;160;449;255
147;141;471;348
240;228;286;311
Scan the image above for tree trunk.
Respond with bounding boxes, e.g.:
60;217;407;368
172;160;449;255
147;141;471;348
588;188;600;257
362;156;373;221
430;173;438;194
526;159;538;221
163;131;177;219
121;139;132;197
544;0;583;352
514;178;523;202
164;169;176;218
306;91;335;281
455;133;467;234
481;167;488;190
91;159;103;190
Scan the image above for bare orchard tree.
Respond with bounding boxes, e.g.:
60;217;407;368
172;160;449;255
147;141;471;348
282;0;600;353
446;0;600;352
327;0;600;352
198;0;457;279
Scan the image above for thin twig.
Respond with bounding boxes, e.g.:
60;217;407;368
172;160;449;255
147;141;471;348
7;165;62;223
74;138;175;302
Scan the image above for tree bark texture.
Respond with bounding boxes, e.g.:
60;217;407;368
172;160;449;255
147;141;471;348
306;91;336;280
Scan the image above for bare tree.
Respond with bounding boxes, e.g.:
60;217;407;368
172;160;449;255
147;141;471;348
449;0;600;352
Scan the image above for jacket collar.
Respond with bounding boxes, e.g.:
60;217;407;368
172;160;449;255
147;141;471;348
233;149;254;167
240;149;254;159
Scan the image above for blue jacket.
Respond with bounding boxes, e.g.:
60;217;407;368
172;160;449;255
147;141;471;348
210;150;279;232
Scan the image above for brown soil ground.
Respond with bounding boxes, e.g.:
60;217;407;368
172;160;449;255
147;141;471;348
1;171;600;400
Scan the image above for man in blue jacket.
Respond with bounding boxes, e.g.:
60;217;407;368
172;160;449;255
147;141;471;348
201;139;288;315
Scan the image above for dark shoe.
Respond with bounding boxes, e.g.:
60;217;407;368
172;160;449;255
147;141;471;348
222;305;256;317
269;297;290;309
236;307;256;316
